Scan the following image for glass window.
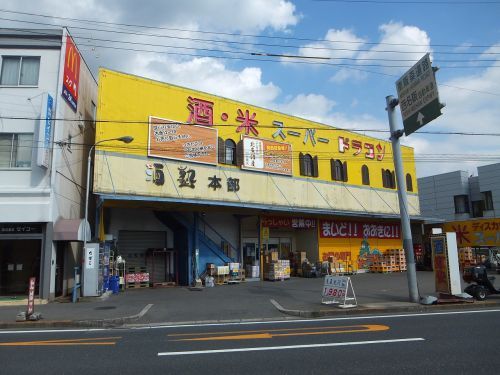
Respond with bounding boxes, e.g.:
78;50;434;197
301;153;313;177
361;165;370;185
454;195;470;214
0;133;33;168
482;191;494;210
406;173;413;192
224;139;236;165
1;56;40;86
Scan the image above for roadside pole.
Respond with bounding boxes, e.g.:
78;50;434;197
386;95;420;303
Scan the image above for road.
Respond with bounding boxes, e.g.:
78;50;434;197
0;309;499;374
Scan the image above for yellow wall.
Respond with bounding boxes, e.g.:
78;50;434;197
318;235;403;271
96;69;418;193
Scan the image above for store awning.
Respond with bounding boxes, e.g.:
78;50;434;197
53;219;91;242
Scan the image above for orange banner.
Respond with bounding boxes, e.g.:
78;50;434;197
148;116;217;165
242;136;292;176
443;218;500;247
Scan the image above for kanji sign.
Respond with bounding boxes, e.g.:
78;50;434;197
242;136;292;176
396;53;443;136
443;218;500;247
261;216;317;229
320;220;400;239
27;277;36;316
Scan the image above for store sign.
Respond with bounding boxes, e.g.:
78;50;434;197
321;275;357;307
261;216;317;229
148;116;218;165
62;35;80;112
431;235;450;294
37;93;53;168
443;218;500;247
338;136;386;161
241;136;292;176
0;224;42;234
85;246;95;270
27;277;36;316
320;220;400;239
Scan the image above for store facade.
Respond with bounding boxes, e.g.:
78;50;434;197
92;69;421;286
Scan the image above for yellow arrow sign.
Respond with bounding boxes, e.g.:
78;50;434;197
170;324;389;342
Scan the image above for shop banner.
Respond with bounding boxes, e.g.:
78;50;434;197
62;35;80;112
320;220;400;239
443;218;500;247
261;216;316;229
242;136;292;176
148;116;218;165
27;277;36;315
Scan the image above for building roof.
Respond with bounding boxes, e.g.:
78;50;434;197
0;28;63;49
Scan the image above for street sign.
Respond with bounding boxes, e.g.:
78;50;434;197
396;53;443;136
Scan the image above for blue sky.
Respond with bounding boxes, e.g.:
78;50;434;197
2;0;499;177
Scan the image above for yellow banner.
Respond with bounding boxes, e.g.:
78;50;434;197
443;218;500;247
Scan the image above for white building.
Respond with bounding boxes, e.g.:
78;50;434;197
0;29;97;300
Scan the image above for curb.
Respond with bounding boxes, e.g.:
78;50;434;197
0;304;153;330
270;299;500;318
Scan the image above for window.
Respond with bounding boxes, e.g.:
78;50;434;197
331;159;348;182
299;153;318;177
224;139;236;165
0;133;33;168
361;165;370;185
218;137;237;165
472;200;484;218
406;173;413;192
454;195;470;214
1;56;40;86
382;169;396;189
482;191;494;211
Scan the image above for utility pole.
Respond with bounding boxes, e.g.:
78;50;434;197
386;95;420;303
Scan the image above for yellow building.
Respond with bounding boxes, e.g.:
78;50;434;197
93;69;421;285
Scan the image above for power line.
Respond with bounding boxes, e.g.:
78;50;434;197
3;115;500;136
1;8;498;50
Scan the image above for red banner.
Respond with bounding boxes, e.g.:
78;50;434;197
62;35;80;111
261;216;316;229
320;220;400;239
27;277;36;316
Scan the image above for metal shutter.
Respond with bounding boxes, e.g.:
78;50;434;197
118;231;167;271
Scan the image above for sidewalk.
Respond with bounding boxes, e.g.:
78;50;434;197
1;271;499;329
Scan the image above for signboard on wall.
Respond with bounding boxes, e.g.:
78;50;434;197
261;216;316;229
320;220;400;239
148;116;218;165
241;136;292;176
443;218;500;247
62;35;80;112
37;93;53;168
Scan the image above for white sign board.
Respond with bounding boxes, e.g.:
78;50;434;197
36;93;54;168
322;275;357;308
85;246;95;269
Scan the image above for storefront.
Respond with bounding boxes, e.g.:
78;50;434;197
0;223;44;296
91;68;421;288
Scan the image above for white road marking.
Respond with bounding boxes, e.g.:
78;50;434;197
157;337;425;356
134;308;500;330
0;329;108;335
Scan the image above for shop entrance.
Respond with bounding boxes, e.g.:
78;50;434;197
242;238;258;267
265;238;292;259
0;239;41;296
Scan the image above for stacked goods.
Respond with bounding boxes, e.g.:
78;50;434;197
459;247;474;270
245;265;260;278
206;263;216;276
386;249;407;271
126;266;150;288
227;262;244;282
265;251;279;264
215;265;229;284
368;249;406;273
264;259;291;281
327;256;354;275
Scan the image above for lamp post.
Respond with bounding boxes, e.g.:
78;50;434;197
83;136;133;276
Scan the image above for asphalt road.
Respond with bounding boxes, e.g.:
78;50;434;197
0;309;499;374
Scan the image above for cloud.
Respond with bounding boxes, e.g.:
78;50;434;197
357;22;432;74
277;94;337;123
131;55;281;107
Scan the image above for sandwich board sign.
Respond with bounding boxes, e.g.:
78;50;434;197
396;53;443;136
321;275;357;308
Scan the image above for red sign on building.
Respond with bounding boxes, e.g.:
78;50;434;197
62;35;81;112
320;220;400;239
261;216;316;229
